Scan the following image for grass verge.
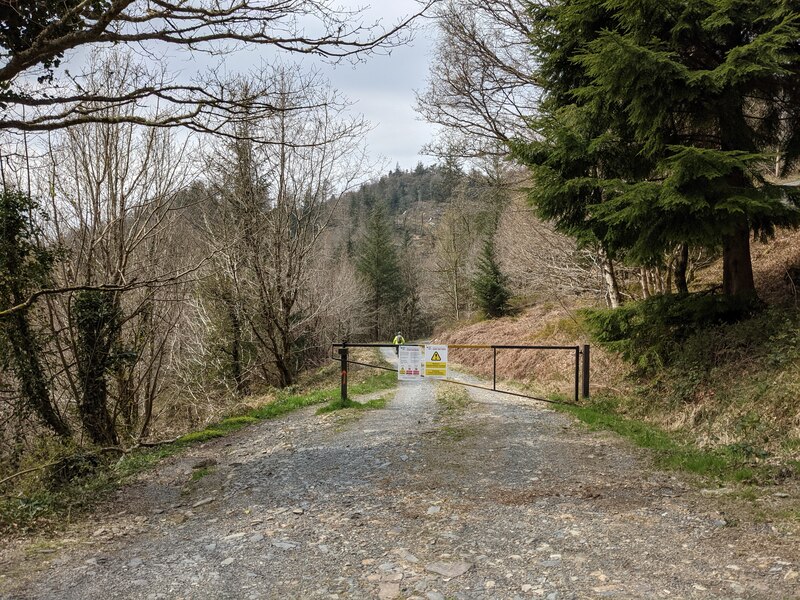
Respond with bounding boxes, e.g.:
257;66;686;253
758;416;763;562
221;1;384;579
554;396;792;485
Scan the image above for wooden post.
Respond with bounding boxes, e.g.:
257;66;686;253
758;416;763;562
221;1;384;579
339;346;348;402
492;347;497;391
582;345;590;399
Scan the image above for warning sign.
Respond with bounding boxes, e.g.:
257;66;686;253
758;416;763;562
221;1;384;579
398;345;422;381
424;345;448;379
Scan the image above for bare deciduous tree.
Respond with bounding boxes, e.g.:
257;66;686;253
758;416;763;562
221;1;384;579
430;196;478;322
40;62;198;443
204;67;371;387
416;0;540;158
496;199;604;301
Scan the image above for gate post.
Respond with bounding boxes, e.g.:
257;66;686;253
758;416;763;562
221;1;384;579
339;345;349;402
492;347;497;391
574;347;580;403
582;344;590;399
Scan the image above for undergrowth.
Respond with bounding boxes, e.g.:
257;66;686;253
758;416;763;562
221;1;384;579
555;396;791;484
0;355;397;535
579;295;800;477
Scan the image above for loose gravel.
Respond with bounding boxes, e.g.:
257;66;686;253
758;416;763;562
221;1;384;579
1;352;798;599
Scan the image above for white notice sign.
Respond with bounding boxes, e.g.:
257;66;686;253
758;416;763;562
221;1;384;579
424;344;448;379
398;345;422;381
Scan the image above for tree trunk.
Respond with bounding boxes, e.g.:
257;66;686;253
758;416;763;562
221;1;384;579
654;268;665;295
722;223;756;298
74;291;120;447
274;328;294;388
674;243;689;294
116;365;136;437
8;311;71;439
599;248;622;308
639;268;651;299
79;370;119;446
223;293;247;397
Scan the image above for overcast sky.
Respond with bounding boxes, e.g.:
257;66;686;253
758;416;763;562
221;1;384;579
312;1;439;172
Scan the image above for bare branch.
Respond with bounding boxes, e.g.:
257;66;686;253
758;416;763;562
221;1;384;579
416;0;541;158
1;0;440;132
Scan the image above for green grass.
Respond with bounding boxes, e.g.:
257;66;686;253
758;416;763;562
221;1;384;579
178;429;226;444
440;424;475;441
317;396;388;414
190;466;215;481
433;384;476;443
555;400;784;483
436;384;472;413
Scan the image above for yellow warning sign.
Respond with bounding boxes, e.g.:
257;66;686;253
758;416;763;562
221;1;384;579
425;362;446;377
424;345;448;379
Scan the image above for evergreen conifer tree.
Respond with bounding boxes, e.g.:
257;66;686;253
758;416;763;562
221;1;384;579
517;0;800;300
472;239;511;318
355;204;407;339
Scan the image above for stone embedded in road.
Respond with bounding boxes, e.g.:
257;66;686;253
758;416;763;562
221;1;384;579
169;513;187;525
378;582;400;599
392;548;420;564
220;558;235;566
425;561;473;578
539;559;561;568
191;497;215;509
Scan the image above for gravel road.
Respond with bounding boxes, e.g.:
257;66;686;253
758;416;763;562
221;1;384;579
1;351;798;599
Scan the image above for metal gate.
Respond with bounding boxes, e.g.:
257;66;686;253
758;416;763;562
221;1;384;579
332;342;590;405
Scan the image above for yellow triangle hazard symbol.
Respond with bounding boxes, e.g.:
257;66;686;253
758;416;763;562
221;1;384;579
431;351;442;362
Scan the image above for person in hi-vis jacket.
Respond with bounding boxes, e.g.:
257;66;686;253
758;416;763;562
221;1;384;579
392;331;405;355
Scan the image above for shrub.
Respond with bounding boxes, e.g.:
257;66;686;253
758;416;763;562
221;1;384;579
581;293;760;371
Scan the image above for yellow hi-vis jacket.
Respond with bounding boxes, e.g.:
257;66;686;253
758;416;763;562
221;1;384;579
392;335;405;345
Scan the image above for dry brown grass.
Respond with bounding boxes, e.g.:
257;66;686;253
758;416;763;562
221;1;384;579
434;301;633;399
751;227;800;306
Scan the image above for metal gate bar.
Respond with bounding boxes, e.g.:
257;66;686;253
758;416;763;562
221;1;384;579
332;342;589;405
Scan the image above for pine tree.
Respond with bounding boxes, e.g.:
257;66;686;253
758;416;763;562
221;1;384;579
517;0;800;300
472;239;511;319
512;1;652;306
355;204;407;339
